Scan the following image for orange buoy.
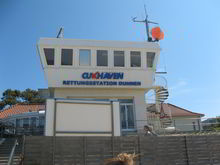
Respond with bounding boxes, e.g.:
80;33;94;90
151;27;164;40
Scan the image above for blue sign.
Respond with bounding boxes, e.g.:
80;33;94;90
63;72;141;86
63;80;141;86
82;72;124;80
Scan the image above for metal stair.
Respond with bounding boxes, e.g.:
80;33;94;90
0;138;22;165
155;87;169;103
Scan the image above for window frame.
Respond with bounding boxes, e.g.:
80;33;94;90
119;99;136;131
23;118;30;128
61;48;73;66
130;51;141;68
44;48;55;66
114;50;125;67
79;49;91;66
146;52;156;68
96;50;108;67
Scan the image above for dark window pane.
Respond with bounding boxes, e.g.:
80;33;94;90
39;116;45;128
147;52;155;68
16;119;21;128
30;117;36;128
97;50;108;66
130;51;141;67
23;118;29;128
61;49;73;65
127;105;135;129
44;48;55;65
120;105;126;129
114;51;124;67
79;49;91;66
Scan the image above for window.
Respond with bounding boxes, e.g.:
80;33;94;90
147;52;155;68
39;116;45;128
130;51;141;67
79;49;91;66
44;48;55;65
30;117;37;128
16;119;21;128
23;118;29;128
61;49;73;65
114;51;124;67
120;99;135;130
97;50;108;66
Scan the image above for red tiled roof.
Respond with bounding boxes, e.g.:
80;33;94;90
0;104;45;119
162;103;204;117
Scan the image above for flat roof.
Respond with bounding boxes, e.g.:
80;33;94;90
38;38;160;50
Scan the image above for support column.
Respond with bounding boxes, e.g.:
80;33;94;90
45;99;55;136
112;101;121;136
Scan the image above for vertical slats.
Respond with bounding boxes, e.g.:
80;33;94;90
23;135;220;165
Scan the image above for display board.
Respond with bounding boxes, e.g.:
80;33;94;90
55;102;112;135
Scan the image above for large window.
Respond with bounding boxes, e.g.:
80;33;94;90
147;52;155;68
130;51;141;67
114;51;124;67
119;99;135;130
97;50;108;66
61;49;73;66
44;48;55;65
79;49;91;66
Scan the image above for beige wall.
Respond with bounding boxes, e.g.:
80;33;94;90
172;116;202;132
45;99;121;136
53;88;148;132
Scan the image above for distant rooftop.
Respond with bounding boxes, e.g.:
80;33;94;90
0;104;45;119
163;103;204;117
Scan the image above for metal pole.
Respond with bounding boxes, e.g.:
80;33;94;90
8;139;18;165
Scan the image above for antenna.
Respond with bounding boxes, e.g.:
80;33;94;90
132;5;158;42
57;27;64;38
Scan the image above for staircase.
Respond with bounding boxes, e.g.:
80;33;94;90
156;87;173;128
146;75;173;132
0;138;23;165
155;87;169;103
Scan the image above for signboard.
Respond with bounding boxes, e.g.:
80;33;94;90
63;72;141;86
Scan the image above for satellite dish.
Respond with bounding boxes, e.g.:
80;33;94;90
151;27;164;41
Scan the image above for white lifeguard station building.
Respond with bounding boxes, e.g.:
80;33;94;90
37;36;168;136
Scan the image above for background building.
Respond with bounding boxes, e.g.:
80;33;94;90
0;104;45;136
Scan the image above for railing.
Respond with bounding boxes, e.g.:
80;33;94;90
18;135;25;165
7;139;18;165
153;75;168;88
135;117;220;136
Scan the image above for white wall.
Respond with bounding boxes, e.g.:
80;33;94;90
53;88;148;132
56;102;112;133
172;116;202;132
37;38;160;89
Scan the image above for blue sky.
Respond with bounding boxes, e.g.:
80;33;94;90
0;0;219;118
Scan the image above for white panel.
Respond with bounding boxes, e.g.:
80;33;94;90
56;103;112;132
45;99;55;136
112;101;121;136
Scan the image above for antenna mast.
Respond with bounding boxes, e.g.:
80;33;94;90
132;5;158;42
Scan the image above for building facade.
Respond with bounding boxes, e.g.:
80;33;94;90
37;38;163;135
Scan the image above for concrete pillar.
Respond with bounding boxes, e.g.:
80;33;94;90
112;101;121;136
45;99;55;136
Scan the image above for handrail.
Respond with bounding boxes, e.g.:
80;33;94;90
154;75;168;88
7;139;18;165
19;135;25;165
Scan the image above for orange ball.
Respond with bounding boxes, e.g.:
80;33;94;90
151;27;164;40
